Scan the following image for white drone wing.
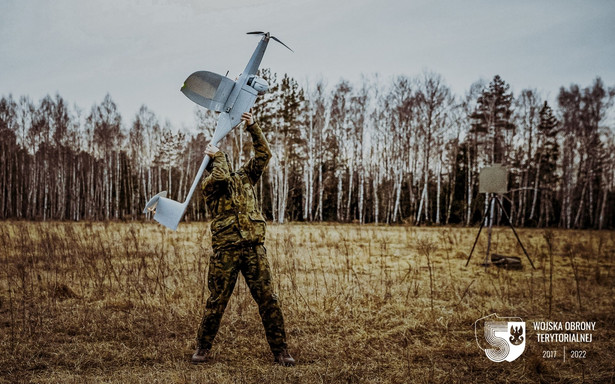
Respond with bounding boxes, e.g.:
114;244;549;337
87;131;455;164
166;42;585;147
181;71;235;112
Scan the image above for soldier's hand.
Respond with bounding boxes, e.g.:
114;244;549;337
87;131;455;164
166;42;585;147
205;143;220;157
241;110;254;126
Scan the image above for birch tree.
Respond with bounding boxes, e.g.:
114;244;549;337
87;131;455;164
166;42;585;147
414;72;452;224
558;78;615;228
87;94;123;219
512;89;541;226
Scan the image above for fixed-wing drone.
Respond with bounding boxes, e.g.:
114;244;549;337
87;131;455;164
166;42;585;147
143;32;292;230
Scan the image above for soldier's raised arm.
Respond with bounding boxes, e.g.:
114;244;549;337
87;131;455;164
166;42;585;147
241;111;272;185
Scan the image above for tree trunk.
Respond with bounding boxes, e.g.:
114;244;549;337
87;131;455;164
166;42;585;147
358;171;365;224
346;162;353;222
573;180;587;229
372;170;379;224
317;162;323;222
598;185;608;230
336;172;343;221
436;156;441;224
529;153;542;221
392;170;403;223
466;151;472;225
278;159;289;224
416;180;427;224
116;150;121;219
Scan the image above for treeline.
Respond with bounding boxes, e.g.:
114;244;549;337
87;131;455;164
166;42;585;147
1;70;614;228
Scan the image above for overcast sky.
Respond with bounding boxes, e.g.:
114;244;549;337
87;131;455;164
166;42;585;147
1;0;614;130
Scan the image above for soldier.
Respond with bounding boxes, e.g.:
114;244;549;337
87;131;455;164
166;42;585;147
192;110;295;366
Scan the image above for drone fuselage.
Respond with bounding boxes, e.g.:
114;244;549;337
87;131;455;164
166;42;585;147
144;32;289;230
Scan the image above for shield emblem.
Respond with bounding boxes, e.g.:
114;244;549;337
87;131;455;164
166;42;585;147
475;314;526;362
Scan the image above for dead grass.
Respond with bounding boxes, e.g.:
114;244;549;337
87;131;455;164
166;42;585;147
0;221;614;383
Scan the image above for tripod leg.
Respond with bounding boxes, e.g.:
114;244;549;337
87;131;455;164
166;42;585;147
465;196;492;267
494;197;536;269
485;196;495;265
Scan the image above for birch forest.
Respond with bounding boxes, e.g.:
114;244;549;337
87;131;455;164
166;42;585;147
1;71;614;229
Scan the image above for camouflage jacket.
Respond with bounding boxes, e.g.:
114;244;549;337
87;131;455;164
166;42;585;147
201;122;272;251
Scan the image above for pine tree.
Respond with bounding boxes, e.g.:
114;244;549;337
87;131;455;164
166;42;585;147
532;101;559;226
470;75;515;164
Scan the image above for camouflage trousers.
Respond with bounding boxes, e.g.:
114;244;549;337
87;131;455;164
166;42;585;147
196;244;288;354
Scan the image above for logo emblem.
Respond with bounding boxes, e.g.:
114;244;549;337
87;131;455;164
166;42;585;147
474;313;526;362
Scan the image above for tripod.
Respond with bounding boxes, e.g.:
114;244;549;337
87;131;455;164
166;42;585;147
465;194;535;269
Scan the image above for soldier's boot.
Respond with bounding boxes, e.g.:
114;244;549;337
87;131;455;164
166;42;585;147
191;347;209;364
273;349;295;366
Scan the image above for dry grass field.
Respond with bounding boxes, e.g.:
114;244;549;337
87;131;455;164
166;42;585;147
1;221;614;383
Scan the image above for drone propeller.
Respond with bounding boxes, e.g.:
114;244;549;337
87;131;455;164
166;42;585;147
246;31;293;52
271;36;294;52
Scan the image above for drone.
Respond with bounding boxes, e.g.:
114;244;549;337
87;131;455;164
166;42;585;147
143;32;292;230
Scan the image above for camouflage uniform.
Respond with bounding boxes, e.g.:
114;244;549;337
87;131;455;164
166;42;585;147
196;122;288;354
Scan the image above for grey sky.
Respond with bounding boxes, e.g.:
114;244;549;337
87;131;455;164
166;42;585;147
1;0;614;130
